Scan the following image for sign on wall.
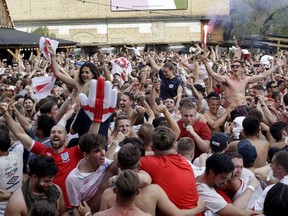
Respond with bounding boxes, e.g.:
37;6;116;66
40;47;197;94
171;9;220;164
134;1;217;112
111;0;188;11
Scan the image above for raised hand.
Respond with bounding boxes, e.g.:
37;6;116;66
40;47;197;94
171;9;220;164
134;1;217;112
79;77;117;123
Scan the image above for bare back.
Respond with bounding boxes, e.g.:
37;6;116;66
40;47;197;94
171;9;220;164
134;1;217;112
100;185;160;216
248;138;269;168
94;206;151;216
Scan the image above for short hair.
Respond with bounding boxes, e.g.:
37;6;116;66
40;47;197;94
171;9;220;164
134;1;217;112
18;78;28;88
79;133;106;153
177;137;195;156
39;101;57;114
30;198;58;216
180;101;196;113
251;84;264;91
226;152;243;160
270;122;288;141
248;109;263;122
120;137;145;156
23;96;35;104
79;62;100;84
37;114;56;137
116;170;140;198
232;60;244;67
28;155;58;178
242;115;260;136
205;153;235;175
118;143;141;169
179;97;193;108
163;62;175;71
273;151;288;173
138;123;154;147
264;182;288;216
0;129;11;152
266;80;276;90
115;114;130;128
152;126;175;151
122;92;135;102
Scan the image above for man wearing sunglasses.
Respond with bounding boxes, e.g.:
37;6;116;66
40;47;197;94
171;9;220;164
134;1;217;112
203;51;285;121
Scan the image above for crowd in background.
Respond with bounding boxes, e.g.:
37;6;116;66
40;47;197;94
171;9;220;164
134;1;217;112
0;40;288;216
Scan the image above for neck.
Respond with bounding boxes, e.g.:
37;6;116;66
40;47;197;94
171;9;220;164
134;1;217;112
154;149;175;156
28;178;44;195
198;173;213;188
0;151;8;156
52;146;65;154
115;196;136;208
80;160;100;173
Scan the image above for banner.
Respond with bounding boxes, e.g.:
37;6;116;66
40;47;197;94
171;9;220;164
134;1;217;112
111;0;188;11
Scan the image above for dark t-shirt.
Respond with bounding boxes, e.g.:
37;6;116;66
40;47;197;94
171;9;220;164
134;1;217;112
72;108;110;139
159;69;181;100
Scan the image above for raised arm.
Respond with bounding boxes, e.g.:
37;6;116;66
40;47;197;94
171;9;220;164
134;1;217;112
203;51;227;84
156;104;180;139
248;59;285;84
46;44;76;88
147;54;161;72
0;103;33;150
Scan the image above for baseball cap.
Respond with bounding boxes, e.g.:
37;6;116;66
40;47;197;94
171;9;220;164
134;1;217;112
237;139;257;167
210;132;229;152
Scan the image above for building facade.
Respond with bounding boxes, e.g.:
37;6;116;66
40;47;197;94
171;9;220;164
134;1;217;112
7;0;229;46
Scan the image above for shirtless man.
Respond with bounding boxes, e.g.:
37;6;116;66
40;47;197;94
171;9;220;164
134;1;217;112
83;170;151;216
98;144;204;216
203;53;284;120
227;116;269;168
204;92;233;133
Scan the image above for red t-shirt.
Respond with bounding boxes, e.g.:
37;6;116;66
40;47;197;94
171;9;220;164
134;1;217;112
141;154;199;215
31;141;83;208
177;119;211;158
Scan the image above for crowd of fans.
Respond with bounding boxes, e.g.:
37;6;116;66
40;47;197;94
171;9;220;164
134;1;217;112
0;40;288;216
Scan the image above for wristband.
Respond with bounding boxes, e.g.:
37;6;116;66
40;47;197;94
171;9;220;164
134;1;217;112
266;176;270;182
85;212;92;216
247;185;255;191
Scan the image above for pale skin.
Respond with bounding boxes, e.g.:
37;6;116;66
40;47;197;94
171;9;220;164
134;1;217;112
98;184;205;216
181;107;210;153
203;53;285;107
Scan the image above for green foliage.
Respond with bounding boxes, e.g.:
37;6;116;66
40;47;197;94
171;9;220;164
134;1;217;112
31;26;56;38
225;0;288;40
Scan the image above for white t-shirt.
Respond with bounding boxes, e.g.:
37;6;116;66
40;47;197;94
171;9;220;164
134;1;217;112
65;158;113;206
197;182;227;216
253;175;288;211
0;143;24;215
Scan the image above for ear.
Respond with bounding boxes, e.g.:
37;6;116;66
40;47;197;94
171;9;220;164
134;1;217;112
83;152;89;160
208;169;215;177
113;187;117;194
136;188;140;195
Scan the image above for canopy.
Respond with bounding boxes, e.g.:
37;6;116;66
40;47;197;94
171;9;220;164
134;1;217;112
0;28;77;48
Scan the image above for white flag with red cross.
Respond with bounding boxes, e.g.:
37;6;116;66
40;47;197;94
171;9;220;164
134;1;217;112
79;77;118;123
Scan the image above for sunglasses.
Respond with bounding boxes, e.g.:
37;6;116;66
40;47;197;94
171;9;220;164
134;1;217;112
253;64;261;67
231;64;241;69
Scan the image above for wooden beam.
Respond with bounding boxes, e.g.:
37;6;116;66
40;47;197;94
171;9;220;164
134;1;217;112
266;37;288;43
267;43;288;48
